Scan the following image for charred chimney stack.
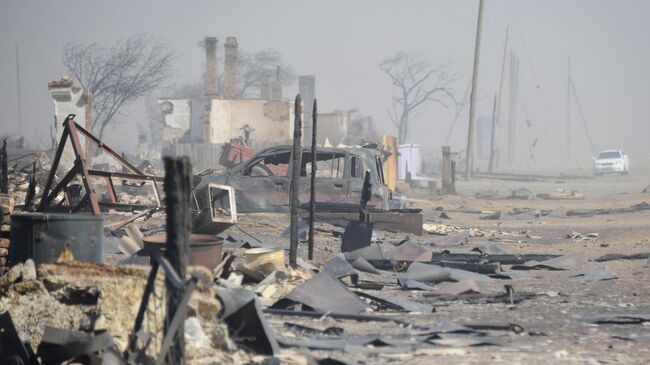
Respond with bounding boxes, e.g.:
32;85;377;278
204;37;219;97
224;36;238;99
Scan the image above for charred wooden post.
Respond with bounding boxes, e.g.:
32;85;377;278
163;156;192;365
359;170;372;222
23;161;36;212
0;139;7;194
441;146;456;194
308;99;318;260
450;160;457;193
289;95;303;268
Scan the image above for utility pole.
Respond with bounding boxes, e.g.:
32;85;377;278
488;94;497;173
465;0;485;179
566;55;571;158
15;45;23;137
507;52;518;163
494;26;509;170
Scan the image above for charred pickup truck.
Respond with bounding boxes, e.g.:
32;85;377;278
193;145;390;213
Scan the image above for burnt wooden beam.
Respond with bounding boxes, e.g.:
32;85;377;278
289;95;303;268
308;99;318;260
163;156;192;365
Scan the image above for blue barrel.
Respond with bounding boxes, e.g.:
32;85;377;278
9;213;104;265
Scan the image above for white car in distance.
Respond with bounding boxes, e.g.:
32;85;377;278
593;149;629;176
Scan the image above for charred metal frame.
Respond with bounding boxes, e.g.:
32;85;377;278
37;114;163;215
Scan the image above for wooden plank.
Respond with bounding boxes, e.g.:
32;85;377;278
382;135;397;192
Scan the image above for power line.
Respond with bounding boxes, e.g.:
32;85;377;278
569;77;598;155
504;0;541;88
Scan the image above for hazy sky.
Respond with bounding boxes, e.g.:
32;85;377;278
1;0;649;168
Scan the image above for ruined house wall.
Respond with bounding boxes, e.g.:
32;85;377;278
48;82;89;169
159;99;191;142
317;112;348;146
346;116;380;145
207;99;295;148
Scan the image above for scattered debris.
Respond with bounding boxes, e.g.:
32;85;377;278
581;314;650;325
509;188;533;200
475;190;499;199
428;280;481;296
217;288;280;355
511;252;586;271
566;231;599;241
572;268;617;282
594;252;650;262
536;190;584;200
272;272;368;315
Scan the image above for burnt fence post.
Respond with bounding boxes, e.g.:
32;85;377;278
163;156;192;365
289;95;303;268
308;99;318;260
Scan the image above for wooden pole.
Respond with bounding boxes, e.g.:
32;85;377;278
163;156;192;365
507;53;518;163
85;91;92;165
441;146;451;194
15;45;22;137
289;95;303;268
566;54;571;158
308;99;317;260
494;26;509;170
465;0;485;179
488;94;497;173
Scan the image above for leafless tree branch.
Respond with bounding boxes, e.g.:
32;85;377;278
379;51;458;144
62;34;176;140
235;49;296;98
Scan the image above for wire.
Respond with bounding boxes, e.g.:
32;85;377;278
570;78;598;155
506;0;541;88
235;225;263;243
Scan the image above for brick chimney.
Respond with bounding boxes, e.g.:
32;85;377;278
224;36;238;99
204;37;219;96
299;75;316;138
271;65;282;100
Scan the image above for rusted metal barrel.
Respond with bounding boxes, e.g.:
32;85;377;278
9;212;103;265
143;234;224;270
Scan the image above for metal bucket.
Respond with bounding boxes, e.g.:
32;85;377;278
142;234;224;270
9;213;104;265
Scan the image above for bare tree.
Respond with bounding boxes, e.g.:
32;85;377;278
380;51;457;144
62;34;175;140
235;49;295;98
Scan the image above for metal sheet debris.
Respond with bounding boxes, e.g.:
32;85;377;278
217;287;280;355
511;252;585;271
571;268;617;282
427;280;481;296
384;241;432;261
403;262;451;283
323;256;359;283
397;277;436;291
581;313;650;325
594;252;650;262
273;272;368;315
